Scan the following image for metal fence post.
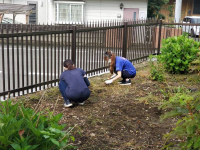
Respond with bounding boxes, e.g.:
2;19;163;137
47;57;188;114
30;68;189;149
122;21;128;58
72;25;76;63
157;19;162;55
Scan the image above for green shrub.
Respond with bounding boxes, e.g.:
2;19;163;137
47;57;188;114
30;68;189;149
149;55;165;82
160;35;200;74
189;52;200;73
0;99;75;150
159;91;200;150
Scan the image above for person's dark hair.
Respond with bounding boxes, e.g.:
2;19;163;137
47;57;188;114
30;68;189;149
104;51;116;74
104;51;112;61
63;59;76;70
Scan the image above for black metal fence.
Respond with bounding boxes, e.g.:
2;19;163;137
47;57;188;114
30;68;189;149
158;20;200;48
0;19;178;100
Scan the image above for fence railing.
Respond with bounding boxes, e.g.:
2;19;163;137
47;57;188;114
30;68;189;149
0;19;157;33
158;20;200;47
0;19;162;100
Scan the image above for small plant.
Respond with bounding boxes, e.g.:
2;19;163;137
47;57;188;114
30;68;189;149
149;55;165;82
173;85;190;94
160;35;200;74
159;90;200;150
0;99;75;150
189;51;200;74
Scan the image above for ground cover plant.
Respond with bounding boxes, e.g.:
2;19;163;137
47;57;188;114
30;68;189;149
149;36;200;149
0;99;75;150
159;89;200;150
12;58;200;149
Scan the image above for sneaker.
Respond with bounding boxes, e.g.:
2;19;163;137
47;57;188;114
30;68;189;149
118;79;125;83
64;100;73;107
78;102;85;106
119;79;131;85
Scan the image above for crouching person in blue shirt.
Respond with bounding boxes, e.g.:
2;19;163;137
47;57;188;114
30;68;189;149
104;51;136;85
59;59;91;107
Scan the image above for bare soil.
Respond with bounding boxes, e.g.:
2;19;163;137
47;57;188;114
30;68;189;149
17;61;200;150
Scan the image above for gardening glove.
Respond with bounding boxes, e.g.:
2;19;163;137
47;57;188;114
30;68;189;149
105;74;117;80
110;74;117;79
105;79;113;84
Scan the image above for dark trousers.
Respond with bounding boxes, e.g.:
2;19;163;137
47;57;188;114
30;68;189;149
59;80;68;103
59;77;90;103
121;70;136;80
114;67;136;81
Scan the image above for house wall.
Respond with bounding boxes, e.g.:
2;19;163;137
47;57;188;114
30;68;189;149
0;0;11;3
187;0;194;16
84;0;147;21
2;0;48;24
160;0;200;22
1;0;147;24
182;0;195;18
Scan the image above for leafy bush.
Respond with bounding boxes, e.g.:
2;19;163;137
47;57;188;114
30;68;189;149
0;99;75;150
160;35;200;74
149;55;165;82
159;90;200;150
189;52;200;73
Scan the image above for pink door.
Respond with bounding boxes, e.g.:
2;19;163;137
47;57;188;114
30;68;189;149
123;8;139;21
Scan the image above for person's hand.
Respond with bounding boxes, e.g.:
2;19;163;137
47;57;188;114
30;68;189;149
104;74;117;80
105;79;113;84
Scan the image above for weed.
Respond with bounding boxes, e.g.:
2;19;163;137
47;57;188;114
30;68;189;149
172;86;190;94
45;87;60;100
148;55;165;82
137;92;160;104
159;90;200;149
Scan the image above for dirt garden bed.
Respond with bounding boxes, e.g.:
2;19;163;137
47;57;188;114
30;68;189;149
15;60;200;150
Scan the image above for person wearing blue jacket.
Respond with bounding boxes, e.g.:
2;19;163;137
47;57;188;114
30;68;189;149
59;59;91;107
104;51;136;85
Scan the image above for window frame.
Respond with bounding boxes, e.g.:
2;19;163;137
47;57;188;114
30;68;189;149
54;1;85;24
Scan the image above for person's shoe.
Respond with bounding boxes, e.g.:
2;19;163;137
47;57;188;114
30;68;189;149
119;79;131;85
118;79;125;83
78;101;85;106
64;100;73;107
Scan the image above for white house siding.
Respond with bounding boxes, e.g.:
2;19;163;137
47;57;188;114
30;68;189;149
84;0;147;21
1;0;147;24
2;0;48;24
0;0;11;3
50;0;55;24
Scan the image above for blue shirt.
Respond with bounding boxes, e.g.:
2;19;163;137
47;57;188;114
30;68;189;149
115;56;136;75
60;68;90;101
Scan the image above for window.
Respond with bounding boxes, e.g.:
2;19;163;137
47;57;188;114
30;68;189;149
133;12;136;21
28;3;37;24
193;0;200;14
55;2;84;23
191;18;200;23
